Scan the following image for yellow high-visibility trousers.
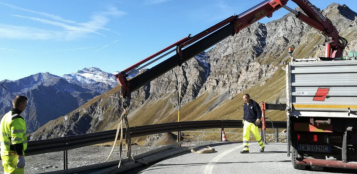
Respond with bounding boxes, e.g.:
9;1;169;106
1;155;24;174
243;120;265;151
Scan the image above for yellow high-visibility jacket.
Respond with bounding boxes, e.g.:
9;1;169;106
0;110;27;155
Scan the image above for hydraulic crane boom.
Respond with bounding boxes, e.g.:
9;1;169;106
115;0;347;99
286;0;347;58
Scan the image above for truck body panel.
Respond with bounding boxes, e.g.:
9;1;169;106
288;61;357;113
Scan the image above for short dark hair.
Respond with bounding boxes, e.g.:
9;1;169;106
244;94;250;98
12;96;28;108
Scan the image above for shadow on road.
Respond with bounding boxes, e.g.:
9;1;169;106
305;166;357;173
131;160;356;174
248;151;287;154
141;160;291;172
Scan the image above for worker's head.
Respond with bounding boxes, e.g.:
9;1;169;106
12;95;28;111
243;94;250;103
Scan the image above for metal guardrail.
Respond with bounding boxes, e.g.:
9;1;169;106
23;104;286;172
265;104;286;110
26;120;286;156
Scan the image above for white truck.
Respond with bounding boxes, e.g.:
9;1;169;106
286;57;357;170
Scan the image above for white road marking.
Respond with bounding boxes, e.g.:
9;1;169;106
204;144;245;174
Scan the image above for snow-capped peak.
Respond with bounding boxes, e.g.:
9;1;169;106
77;67;102;74
63;67;117;88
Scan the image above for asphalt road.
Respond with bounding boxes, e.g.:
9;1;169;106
138;142;356;174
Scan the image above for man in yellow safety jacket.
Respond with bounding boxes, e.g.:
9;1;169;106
1;96;28;174
241;94;265;153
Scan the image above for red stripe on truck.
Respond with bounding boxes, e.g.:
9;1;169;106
313;88;330;101
294;123;333;133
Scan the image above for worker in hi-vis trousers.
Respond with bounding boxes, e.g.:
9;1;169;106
1;96;28;174
241;94;265;153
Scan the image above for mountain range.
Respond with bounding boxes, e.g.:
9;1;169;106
0;67;116;133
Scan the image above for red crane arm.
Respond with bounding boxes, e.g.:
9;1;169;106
287;0;347;58
115;0;347;98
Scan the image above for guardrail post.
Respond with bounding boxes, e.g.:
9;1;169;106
275;128;279;142
63;150;68;170
261;102;266;143
177;130;181;147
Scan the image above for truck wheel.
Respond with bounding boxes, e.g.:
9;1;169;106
291;146;306;170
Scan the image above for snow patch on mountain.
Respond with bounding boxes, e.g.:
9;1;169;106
63;67;117;88
194;52;210;79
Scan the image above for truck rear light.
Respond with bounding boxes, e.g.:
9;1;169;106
297;134;301;141
313;134;318;142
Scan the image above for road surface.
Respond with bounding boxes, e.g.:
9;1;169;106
136;142;355;174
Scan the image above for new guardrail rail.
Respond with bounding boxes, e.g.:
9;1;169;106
26;120;286;156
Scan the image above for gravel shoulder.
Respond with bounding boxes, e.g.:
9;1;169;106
0;144;158;174
0;141;218;174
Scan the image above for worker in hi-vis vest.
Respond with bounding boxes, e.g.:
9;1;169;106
1;96;28;174
241;94;265;153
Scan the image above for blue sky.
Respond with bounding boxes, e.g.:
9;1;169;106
0;0;356;81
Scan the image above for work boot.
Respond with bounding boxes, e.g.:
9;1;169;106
260;147;265;152
240;150;249;153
